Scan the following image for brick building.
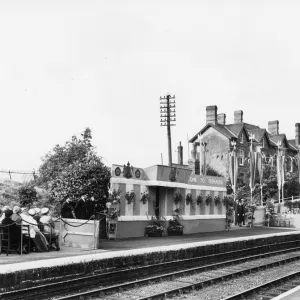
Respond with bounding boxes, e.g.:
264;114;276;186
189;105;299;181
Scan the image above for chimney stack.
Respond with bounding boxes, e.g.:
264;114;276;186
177;141;183;165
217;113;226;125
206;105;218;125
234;110;243;123
296;123;300;147
268;120;279;135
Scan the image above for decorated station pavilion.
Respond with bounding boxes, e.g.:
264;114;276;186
109;162;227;239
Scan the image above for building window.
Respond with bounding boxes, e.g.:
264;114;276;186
238;149;244;166
240;134;244;144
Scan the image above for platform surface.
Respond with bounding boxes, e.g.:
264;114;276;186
0;227;298;270
273;285;300;300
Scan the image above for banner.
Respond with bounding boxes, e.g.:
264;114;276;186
281;154;285;188
257;152;263;186
249;151;258;192
277;151;282;189
229;151;238;193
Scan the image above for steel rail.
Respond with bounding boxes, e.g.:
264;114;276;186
52;249;300;300
1;240;299;300
222;270;300;300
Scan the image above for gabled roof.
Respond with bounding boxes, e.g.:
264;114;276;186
247;128;273;146
243;123;261;130
225;122;260;140
287;139;298;151
268;134;290;150
189;123;236;143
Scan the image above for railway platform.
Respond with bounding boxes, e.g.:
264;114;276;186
0;227;298;271
273;286;300;300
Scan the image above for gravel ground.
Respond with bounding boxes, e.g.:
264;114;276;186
56;251;300;300
168;260;300;300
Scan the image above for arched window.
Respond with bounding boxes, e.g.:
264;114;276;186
240;134;244;144
238;149;244;166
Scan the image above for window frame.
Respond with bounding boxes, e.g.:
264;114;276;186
240;133;244;144
238;149;245;166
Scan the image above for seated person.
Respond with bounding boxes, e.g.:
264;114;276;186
11;206;22;224
40;208;56;234
40;207;59;250
1;209;28;253
22;209;49;252
0;206;10;223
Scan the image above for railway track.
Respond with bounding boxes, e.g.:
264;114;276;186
222;271;300;300
1;240;300;300
54;251;300;300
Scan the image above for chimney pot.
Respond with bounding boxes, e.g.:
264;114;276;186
296;123;300;147
206;105;218;125
217;113;226;125
177;141;183;165
234;110;243;123
268;120;279;135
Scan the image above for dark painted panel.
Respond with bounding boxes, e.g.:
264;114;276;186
209;190;214;215
200;190;206;215
148;187;156;216
167;188;174;216
119;183;126;216
190;189;196;215
133;184;141;216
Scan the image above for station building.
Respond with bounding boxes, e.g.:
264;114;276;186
189;105;300;181
110;163;227;238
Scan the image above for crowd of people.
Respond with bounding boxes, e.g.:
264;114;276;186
61;195;104;219
0;205;58;253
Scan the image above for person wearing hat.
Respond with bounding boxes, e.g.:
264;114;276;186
1;209;28;253
22;209;49;252
0;206;10;223
236;199;245;227
11;206;22;224
40;208;55;234
40;207;59;250
61;198;76;219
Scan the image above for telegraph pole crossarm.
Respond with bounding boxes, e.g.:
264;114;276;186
160;94;176;167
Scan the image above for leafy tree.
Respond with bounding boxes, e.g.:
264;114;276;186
206;164;222;177
0;180;22;208
37;128;111;217
18;183;37;208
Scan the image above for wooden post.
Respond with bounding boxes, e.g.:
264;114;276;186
20;222;23;256
59;215;62;246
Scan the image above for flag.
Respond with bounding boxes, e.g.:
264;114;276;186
281;154;285;188
229;151;238;193
257;152;263;186
277;151;282;189
249;151;258;193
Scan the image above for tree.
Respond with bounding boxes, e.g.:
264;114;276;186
18;183;37;208
284;171;300;199
37;128;111;217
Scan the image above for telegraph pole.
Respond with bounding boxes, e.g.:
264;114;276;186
160;94;176;167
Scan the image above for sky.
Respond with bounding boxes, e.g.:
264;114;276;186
1;1;300;181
